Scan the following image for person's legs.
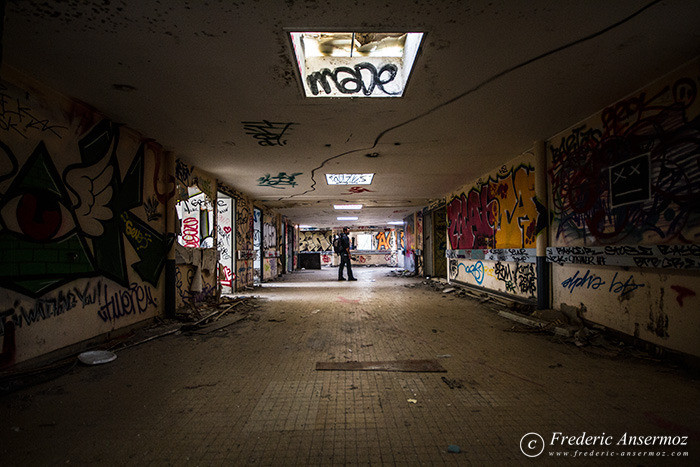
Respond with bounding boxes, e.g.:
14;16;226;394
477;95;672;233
338;255;347;280
347;257;356;280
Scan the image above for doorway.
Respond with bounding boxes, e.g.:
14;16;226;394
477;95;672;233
217;192;235;294
423;206;447;278
253;207;262;284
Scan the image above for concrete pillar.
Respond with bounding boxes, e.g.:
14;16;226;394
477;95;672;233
534;140;550;309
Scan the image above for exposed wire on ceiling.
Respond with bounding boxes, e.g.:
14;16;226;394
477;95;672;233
279;0;664;202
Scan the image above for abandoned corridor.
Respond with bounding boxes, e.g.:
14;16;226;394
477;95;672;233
1;267;698;465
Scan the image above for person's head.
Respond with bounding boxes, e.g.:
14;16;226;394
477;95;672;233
343;227;349;234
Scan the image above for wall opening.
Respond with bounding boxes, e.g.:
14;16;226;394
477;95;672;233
216;192;235;295
253;207;262;284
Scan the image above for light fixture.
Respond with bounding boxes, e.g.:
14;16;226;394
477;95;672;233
334;204;363;210
299;225;313;229
289;31;424;98
387;221;404;225
337;216;358;221
326;173;374;185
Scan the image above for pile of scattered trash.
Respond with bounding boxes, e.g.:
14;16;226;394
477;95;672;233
391;275;669;363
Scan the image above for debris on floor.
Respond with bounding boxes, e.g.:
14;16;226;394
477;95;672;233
387;269;417;277
77;350;117;365
407;399;418;404
0;295;262;395
447;445;461;453
315;359;447;372
441;377;464;389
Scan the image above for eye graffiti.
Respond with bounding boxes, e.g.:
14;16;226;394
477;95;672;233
0;120;173;297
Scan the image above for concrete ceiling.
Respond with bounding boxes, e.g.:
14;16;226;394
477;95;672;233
4;0;699;228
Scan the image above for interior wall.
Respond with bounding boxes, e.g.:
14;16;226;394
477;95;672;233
0;68;172;366
433;206;447;277
403;213;416;272
446;152;542;301
547;58;700;356
261;209;279;281
217;183;256;290
174;162;217;309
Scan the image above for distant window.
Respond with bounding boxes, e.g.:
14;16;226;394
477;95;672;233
356;234;373;250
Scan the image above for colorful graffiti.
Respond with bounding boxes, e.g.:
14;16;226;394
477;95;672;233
375;231;394;250
447;164;546;250
549;76;700;245
0;120;172;297
450;260;485;284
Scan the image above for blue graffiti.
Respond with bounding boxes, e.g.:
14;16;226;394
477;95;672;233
561;269;645;297
458;261;485;285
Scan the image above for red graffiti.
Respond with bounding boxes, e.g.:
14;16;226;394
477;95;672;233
337;296;360;304
348;186;373;194
16;191;63;240
670;285;696;306
447;190;496;249
219;265;234;287
181;217;200;247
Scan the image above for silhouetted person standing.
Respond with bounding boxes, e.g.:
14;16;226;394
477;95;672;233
338;227;356;281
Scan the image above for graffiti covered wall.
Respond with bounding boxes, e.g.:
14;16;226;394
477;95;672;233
403;214;416;272
446;153;542;300
549;58;700;356
261;210;279;281
0;69;171;366
299;230;333;252
447;162;541;250
174;164;217;308
218;183;255;290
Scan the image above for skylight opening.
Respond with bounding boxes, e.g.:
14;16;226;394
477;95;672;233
326;173;374;185
290;31;423;98
334;204;363;210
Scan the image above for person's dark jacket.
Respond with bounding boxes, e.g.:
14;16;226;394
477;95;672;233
339;233;351;255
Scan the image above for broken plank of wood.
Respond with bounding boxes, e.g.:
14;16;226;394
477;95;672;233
315;359;446;373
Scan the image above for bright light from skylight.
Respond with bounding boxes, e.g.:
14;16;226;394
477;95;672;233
334;204;363;210
290;31;423;98
337;216;359;221
326;173;374;185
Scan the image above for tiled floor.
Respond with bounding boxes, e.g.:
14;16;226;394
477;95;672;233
1;267;699;465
